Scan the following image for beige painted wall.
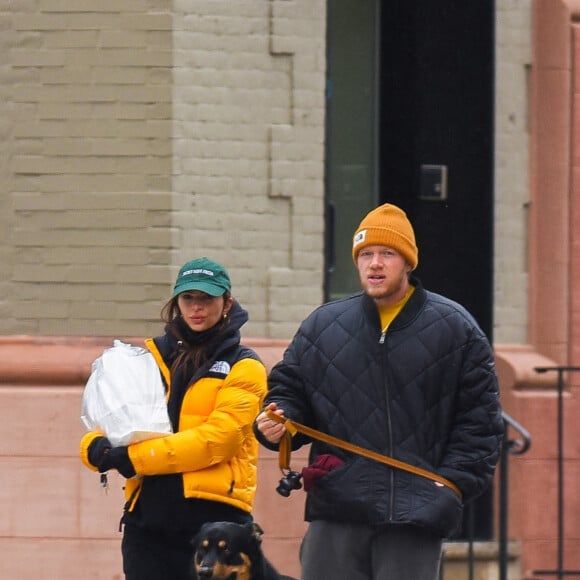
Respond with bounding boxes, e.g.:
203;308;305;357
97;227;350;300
1;0;326;340
5;2;175;336
494;0;531;344
0;0;532;345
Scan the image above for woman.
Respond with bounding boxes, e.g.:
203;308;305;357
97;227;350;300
80;257;268;579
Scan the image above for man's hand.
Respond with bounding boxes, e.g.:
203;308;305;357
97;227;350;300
255;402;287;444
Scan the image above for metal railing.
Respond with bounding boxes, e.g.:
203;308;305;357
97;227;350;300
498;411;531;580
439;410;531;580
531;367;580;579
440;365;580;579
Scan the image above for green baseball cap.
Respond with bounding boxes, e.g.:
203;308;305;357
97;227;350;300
172;257;231;297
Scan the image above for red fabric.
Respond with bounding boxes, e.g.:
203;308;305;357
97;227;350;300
301;454;345;492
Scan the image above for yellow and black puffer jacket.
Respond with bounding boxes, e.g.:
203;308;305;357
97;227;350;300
80;303;268;517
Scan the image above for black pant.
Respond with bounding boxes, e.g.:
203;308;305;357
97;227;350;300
121;523;195;580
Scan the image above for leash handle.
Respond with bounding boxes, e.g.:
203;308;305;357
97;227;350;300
265;409;462;500
278;431;292;472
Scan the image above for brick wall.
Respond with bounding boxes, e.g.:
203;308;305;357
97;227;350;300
2;0;326;340
171;0;327;338
6;3;175;336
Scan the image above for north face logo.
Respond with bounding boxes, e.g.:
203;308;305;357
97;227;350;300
209;360;231;375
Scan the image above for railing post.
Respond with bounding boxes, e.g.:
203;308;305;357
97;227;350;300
498;430;509;580
440;411;530;580
498;412;531;580
533;367;580;579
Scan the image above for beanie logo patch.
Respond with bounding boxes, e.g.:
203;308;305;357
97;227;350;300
353;229;367;248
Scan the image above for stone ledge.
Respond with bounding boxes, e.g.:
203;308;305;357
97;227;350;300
494;344;560;391
442;540;522;580
3;337;558;394
0;335;289;385
443;540;521;560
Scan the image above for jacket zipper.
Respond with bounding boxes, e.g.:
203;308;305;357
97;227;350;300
380;329;395;519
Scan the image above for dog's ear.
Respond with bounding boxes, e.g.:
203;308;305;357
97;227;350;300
248;522;264;545
190;525;205;549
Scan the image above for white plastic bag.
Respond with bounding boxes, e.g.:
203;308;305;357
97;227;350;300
81;340;173;446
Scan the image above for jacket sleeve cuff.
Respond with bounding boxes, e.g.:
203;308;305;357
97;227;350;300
79;431;103;472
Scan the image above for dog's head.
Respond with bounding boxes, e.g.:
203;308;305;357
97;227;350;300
191;521;265;580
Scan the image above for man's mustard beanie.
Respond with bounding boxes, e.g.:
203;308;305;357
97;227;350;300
352;203;419;269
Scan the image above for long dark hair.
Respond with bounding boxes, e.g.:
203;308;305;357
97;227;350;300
160;291;233;371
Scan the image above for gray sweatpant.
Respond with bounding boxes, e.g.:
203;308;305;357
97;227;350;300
300;520;442;580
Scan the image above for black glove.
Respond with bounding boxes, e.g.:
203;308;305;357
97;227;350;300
87;436;112;470
87;436;136;478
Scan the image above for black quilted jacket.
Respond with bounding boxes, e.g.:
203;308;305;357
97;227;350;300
256;278;504;538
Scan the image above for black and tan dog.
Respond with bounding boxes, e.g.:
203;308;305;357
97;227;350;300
191;521;297;580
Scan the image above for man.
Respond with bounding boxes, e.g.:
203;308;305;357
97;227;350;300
254;203;504;580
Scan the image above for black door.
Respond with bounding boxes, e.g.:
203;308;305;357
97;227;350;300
326;0;495;539
380;1;495;339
